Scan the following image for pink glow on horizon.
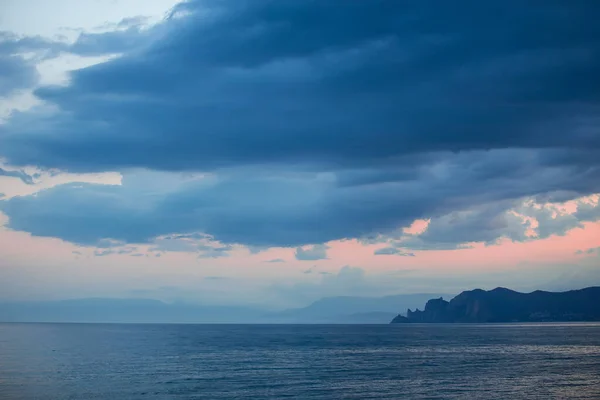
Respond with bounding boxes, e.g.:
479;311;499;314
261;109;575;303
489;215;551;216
2;219;599;274
1;210;599;290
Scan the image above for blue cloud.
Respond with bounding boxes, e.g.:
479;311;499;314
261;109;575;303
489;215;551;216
374;247;415;257
0;31;67;57
93;246;137;257
1;1;599;171
1;149;599;248
150;235;233;256
0;31;71;96
0;167;35;184
197;243;232;259
0;1;599;249
295;245;329;261
0;54;37;96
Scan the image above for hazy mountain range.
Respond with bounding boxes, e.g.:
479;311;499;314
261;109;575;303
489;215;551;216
0;293;450;324
264;293;450;323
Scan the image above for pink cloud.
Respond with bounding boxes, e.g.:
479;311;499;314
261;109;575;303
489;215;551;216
323;222;600;274
403;219;430;235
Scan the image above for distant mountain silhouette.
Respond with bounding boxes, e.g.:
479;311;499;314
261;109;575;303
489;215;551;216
0;293;451;324
0;298;267;323
268;293;452;323
391;287;600;323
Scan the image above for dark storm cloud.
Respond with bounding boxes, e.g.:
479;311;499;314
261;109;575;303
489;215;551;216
1;149;599;248
0;1;600;248
1;0;600;171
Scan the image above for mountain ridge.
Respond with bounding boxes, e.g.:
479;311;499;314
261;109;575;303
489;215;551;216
269;293;452;323
391;286;600;323
0;293;451;324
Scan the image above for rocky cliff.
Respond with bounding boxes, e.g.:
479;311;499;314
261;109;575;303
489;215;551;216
391;287;600;323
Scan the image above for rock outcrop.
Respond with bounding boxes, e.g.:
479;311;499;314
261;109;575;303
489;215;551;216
391;286;600;323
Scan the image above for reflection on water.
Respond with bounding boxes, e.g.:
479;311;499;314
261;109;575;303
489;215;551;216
1;323;599;399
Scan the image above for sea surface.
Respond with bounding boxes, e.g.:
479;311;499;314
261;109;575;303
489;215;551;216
1;323;599;399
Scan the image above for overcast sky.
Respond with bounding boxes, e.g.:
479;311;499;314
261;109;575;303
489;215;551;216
0;0;599;308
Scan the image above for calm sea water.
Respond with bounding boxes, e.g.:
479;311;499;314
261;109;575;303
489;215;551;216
1;323;599;399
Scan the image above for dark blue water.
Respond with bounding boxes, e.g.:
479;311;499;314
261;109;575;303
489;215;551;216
1;323;599;399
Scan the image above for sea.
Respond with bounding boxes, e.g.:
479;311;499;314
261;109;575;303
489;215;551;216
1;323;599;399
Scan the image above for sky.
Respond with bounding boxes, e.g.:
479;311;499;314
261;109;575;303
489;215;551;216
0;0;599;309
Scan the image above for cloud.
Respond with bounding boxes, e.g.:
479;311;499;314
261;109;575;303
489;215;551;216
374;247;415;256
93;246;137;256
2;1;600;172
0;54;38;97
94;249;113;257
1;154;600;248
0;167;35;184
573;196;600;222
295;244;329;261
0;1;599;249
150;232;233;258
69;25;151;57
94;16;152;32
149;234;232;257
0;31;71;97
197;243;232;259
94;238;126;248
0;31;67;57
576;246;600;255
151;236;198;252
265;258;285;263
371;195;600;251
